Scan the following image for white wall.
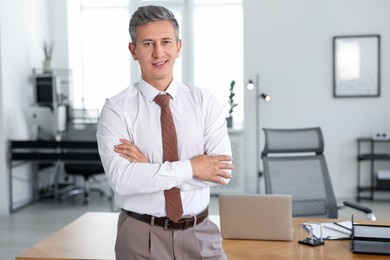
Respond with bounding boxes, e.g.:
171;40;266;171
0;0;50;215
244;0;390;198
0;0;5;216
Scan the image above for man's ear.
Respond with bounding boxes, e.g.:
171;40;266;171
176;39;182;58
128;42;138;60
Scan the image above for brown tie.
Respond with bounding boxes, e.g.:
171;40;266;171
154;94;183;223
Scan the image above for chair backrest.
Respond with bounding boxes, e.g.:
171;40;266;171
261;127;338;218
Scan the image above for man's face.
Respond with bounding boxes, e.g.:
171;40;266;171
129;20;182;89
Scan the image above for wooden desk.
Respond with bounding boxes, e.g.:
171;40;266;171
16;213;389;260
16;212;116;260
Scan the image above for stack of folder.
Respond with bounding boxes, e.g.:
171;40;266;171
351;223;390;255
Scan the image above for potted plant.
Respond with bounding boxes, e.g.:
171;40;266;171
42;40;53;72
226;80;238;128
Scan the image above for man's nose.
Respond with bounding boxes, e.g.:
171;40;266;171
152;43;163;57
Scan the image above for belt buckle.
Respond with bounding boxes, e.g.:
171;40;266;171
163;219;170;230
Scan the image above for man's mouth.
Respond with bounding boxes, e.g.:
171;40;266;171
152;60;168;66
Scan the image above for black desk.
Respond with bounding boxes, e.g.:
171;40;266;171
8;139;101;212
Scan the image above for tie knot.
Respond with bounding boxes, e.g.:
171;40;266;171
154;94;171;108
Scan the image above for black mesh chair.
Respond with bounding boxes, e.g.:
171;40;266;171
261;127;375;220
60;111;112;205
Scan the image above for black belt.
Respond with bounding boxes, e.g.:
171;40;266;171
122;207;208;230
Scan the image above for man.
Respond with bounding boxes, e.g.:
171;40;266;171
97;5;233;260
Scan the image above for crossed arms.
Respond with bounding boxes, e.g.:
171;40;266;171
114;138;233;185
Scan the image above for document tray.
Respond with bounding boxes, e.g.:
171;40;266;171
351;223;390;255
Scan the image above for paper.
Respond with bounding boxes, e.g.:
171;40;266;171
302;221;352;240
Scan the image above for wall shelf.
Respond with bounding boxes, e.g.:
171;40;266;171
356;138;390;201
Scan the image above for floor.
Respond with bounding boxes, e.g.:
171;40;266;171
1;194;389;260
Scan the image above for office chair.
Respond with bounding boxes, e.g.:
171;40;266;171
261;127;376;220
60;162;109;204
60;109;112;206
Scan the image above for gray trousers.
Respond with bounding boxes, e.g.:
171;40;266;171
115;210;227;260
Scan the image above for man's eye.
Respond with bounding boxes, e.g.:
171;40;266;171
144;42;153;47
162;41;171;45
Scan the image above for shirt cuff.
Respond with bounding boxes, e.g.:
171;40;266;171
172;159;192;182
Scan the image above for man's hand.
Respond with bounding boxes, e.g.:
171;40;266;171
190;154;233;185
114;138;149;163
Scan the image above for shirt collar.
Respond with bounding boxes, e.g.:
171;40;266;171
139;78;178;102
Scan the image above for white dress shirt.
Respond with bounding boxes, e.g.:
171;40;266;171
97;79;232;217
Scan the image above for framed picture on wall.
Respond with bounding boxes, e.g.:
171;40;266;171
333;35;380;97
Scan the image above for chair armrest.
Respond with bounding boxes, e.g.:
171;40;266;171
342;201;376;221
342;201;372;213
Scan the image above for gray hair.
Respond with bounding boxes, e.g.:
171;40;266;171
129;5;180;46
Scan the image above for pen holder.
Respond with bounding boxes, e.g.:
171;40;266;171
299;222;325;247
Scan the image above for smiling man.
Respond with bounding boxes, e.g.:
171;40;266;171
129;19;179;90
97;5;233;260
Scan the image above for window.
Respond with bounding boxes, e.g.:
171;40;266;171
193;2;243;122
69;0;243;123
79;7;130;109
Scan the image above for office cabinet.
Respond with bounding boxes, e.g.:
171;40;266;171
356;138;390;201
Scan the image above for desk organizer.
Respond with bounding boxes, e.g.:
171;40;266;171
351;223;390;255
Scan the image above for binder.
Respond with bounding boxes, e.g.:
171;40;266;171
351;222;390;255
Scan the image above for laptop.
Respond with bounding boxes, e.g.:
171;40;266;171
218;194;294;241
